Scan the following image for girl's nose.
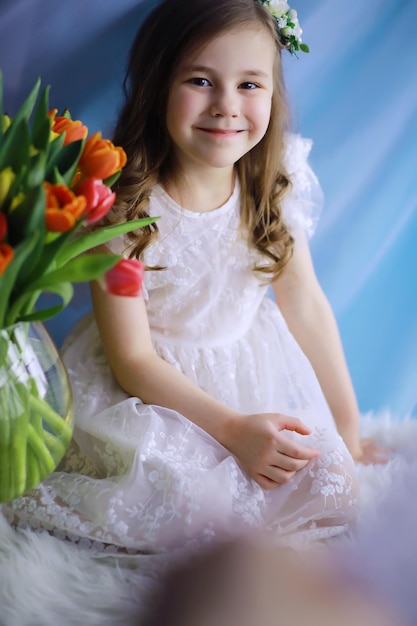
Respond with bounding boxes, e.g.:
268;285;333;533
209;88;239;118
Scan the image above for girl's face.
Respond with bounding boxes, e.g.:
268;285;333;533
166;26;275;176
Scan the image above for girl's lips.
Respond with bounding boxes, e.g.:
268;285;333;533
197;128;244;135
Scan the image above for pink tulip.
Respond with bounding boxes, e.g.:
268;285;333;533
74;178;116;224
100;258;144;297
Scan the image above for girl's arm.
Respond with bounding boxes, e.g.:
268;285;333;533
90;277;319;489
272;233;388;465
90;280;238;442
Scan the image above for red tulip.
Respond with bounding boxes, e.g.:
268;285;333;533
44;182;86;232
0;242;13;275
0;212;7;241
78;132;127;180
99;258;144;297
74;178;116;224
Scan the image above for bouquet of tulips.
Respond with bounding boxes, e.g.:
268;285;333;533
0;73;152;502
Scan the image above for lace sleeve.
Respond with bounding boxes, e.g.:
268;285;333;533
281;133;324;240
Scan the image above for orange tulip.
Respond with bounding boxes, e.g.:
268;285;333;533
44;182;86;233
78;132;127;180
0;242;13;275
50;115;88;146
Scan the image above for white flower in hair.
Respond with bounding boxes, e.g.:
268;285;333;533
258;0;309;55
269;1;290;17
293;22;302;40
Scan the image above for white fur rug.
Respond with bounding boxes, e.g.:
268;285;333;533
1;413;416;626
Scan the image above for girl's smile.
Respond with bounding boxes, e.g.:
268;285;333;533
166;26;275;175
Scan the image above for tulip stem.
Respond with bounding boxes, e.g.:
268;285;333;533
9;383;30;497
0;391;11;501
43;430;67;461
25;446;41;492
29;394;73;446
27;423;56;476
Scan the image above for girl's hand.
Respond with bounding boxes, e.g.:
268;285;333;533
224;413;320;490
353;438;392;465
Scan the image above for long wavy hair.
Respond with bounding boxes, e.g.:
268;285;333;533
105;0;294;280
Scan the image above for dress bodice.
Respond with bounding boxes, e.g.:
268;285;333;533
143;182;265;347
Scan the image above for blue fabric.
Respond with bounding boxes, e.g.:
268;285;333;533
1;0;416;416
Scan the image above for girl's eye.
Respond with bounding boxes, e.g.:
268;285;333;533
239;82;259;90
189;77;211;87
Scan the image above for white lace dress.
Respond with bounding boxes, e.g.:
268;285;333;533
3;135;358;553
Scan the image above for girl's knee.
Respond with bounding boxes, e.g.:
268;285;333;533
309;444;359;521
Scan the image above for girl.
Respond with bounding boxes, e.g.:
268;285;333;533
4;0;387;553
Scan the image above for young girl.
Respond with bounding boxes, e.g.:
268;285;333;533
4;0;387;553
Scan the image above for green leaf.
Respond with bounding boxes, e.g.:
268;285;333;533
0;233;40;327
26;228;74;280
32;86;51;151
17;282;74;323
55;217;158;266
7;185;45;246
0;331;9;363
45;132;65;168
7;189;46;294
299;43;310;53
0;70;3;125
28;253;121;291
27;150;47;188
10;77;41;127
0;118;30;172
34;120;52;159
50;166;67;186
103;170;122;188
45;139;84;184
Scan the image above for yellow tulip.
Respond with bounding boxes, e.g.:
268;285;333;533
0;167;15;206
49;130;60;142
10;192;25;211
1;114;11;133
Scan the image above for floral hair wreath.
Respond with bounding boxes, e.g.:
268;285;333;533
257;0;309;55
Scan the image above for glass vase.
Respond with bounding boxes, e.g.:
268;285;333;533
0;321;74;503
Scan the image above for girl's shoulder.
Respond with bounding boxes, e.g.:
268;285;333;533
281;132;324;240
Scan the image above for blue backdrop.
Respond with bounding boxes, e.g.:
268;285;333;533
1;0;416;417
